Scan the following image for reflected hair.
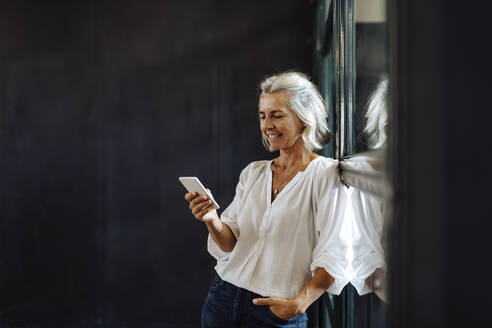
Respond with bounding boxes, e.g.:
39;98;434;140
259;71;331;152
363;79;388;149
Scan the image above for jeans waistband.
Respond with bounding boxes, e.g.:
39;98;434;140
217;274;265;300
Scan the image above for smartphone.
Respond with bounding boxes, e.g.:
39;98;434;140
179;177;220;209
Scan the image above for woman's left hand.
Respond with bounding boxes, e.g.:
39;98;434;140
252;297;303;320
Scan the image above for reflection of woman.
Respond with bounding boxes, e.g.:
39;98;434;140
350;78;389;302
348;157;387;302
184;72;348;327
363;78;388;150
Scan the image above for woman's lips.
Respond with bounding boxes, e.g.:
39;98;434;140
267;133;282;140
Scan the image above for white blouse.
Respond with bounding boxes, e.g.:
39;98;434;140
207;156;349;299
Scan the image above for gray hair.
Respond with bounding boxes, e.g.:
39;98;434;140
363;79;388;149
259;71;331;152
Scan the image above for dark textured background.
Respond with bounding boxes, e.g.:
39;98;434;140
0;1;313;326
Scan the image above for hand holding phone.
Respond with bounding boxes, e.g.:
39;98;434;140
179;177;220;209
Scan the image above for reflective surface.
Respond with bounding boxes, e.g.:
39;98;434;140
342;151;390;300
353;0;388;154
315;0;391;326
342;0;390;327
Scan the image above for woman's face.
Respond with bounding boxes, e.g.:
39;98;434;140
258;92;304;151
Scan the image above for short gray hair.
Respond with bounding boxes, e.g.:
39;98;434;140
259;71;330;152
363;79;388;149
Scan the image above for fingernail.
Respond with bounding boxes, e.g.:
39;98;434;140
252;299;258;304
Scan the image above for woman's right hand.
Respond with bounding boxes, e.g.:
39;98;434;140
185;191;237;252
184;192;219;223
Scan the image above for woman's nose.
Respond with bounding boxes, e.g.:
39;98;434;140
263;117;274;129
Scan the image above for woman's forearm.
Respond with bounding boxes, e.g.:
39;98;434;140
294;267;334;313
205;219;237;252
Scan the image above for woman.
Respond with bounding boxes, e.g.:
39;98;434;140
185;72;348;327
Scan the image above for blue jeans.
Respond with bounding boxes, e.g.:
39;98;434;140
201;273;308;328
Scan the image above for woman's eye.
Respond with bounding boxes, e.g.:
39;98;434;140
259;116;265;120
273;115;283;119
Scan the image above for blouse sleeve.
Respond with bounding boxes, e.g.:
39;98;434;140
206;162;251;261
342;157;386;295
349;187;386;295
310;160;350;295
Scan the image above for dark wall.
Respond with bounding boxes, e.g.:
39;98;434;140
0;1;313;326
389;0;492;327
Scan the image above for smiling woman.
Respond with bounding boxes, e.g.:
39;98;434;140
258;92;303;151
184;71;349;327
259;72;331;152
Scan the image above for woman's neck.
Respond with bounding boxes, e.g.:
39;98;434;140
275;138;317;169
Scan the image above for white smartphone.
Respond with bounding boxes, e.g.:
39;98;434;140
179;177;220;209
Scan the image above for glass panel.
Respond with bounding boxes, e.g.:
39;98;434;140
344;0;390;327
315;0;391;327
354;0;388;154
341;151;390;328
